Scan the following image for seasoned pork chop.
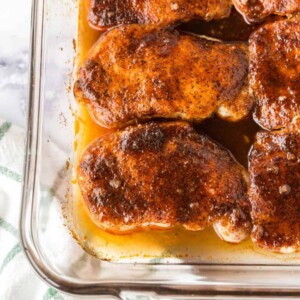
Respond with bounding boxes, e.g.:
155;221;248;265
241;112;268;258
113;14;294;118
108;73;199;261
249;17;300;130
249;120;300;253
78;121;251;242
88;0;232;30
74;25;252;129
233;0;300;23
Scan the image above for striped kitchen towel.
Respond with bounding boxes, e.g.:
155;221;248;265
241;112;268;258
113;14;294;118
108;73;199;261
0;119;72;300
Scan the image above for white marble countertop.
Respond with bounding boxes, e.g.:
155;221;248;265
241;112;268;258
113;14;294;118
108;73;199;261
0;0;31;127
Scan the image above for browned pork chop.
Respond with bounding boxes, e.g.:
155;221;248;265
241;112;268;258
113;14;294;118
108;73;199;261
88;0;232;30
249;120;300;253
249;17;300;130
78;121;251;242
233;0;300;23
74;25;252;129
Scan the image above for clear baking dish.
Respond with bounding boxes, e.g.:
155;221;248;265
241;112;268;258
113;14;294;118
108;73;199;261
21;0;300;297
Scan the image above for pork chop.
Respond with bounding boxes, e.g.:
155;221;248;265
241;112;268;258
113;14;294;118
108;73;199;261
249;119;300;253
249;17;300;130
233;0;300;23
88;0;232;30
74;25;253;129
78;121;251;242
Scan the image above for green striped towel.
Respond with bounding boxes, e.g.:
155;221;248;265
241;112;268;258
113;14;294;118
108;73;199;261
0;119;72;300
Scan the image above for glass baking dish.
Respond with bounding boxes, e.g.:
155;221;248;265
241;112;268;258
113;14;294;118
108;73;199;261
21;0;300;297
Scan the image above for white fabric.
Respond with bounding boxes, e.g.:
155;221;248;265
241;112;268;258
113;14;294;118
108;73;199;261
0;119;75;300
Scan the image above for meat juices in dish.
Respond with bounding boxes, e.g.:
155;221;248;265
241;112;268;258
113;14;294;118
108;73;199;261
78;121;252;242
88;0;232;30
74;25;252;129
249;17;300;130
249;120;300;253
233;0;300;23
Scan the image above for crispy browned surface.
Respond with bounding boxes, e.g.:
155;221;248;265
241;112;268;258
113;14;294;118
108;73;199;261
233;0;300;23
249;122;300;253
88;0;232;29
249;18;300;130
78;121;251;236
74;25;252;129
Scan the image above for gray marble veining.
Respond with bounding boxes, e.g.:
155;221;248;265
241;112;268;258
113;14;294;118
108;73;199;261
0;0;31;127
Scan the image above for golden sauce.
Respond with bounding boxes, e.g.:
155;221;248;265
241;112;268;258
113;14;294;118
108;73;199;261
180;8;258;42
71;0;300;263
199;117;261;168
